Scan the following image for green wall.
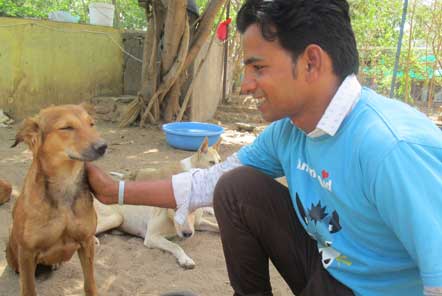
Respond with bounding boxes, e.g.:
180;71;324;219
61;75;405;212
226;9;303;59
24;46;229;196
0;17;123;119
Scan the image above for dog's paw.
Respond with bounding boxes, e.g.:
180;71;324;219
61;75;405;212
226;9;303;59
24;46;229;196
178;256;195;269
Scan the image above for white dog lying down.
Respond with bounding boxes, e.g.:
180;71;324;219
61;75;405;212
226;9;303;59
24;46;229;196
93;137;220;269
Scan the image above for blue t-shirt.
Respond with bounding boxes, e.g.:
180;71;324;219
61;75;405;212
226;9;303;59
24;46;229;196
237;87;442;296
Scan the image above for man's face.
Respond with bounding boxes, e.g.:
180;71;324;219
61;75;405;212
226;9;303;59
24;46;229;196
241;24;309;123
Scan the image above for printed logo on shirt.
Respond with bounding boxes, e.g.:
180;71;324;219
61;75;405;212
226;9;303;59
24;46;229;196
296;159;332;192
295;193;350;268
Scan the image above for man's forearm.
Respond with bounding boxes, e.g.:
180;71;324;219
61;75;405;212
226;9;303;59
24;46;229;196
117;178;177;209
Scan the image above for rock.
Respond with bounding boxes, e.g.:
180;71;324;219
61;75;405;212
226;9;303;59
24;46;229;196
0;179;12;205
0;109;14;127
91;96;136;123
235;122;256;132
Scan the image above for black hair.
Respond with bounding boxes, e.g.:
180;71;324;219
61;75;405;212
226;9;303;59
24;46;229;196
237;0;359;80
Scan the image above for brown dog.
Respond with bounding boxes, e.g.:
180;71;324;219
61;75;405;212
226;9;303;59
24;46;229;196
6;104;106;296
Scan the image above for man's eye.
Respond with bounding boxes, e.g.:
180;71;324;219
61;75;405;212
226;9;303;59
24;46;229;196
254;65;264;71
60;126;74;130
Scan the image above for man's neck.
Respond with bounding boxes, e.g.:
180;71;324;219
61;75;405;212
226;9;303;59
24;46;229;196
291;78;341;133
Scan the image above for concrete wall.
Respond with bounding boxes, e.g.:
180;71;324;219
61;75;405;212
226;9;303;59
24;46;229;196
0;17;123;119
122;31;144;95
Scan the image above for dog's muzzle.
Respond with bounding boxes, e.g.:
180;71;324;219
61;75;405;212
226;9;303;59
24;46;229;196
93;140;108;157
69;139;107;161
180;231;194;239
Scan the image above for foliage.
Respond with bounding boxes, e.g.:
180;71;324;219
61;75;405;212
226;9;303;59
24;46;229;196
0;0;146;30
350;0;441;102
1;0;440;104
350;0;403;95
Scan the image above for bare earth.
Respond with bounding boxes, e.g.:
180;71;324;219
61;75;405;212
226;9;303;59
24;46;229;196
0;103;292;295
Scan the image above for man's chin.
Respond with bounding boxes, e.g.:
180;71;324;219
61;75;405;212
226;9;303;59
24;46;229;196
260;113;276;123
259;111;282;123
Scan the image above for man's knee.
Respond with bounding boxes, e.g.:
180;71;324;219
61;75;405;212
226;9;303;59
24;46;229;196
213;166;266;213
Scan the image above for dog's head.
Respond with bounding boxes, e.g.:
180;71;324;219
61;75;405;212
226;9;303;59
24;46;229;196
171;137;221;238
180;137;222;172
167;208;195;239
167;208;204;240
12;103;107;163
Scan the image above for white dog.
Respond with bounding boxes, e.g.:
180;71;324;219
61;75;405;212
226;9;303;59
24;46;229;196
93;137;220;269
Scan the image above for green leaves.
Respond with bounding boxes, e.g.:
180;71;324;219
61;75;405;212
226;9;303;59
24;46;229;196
0;0;146;29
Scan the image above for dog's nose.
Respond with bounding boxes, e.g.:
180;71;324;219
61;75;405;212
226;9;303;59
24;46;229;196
182;231;193;238
93;140;107;156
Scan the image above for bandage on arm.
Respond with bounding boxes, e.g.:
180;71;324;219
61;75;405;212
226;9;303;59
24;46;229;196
172;153;243;225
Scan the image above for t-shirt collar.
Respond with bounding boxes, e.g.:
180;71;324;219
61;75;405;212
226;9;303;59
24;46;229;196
307;74;362;138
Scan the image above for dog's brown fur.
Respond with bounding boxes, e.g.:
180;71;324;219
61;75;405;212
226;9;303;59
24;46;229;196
6;104;106;296
0;178;12;204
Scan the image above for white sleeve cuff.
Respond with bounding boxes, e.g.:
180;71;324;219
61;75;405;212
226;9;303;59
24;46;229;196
172;153;243;225
172;171;193;225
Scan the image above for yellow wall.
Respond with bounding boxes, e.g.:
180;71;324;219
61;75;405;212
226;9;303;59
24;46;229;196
0;17;123;119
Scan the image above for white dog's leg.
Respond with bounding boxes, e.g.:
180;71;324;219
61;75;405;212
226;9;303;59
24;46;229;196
195;218;219;232
144;234;196;269
96;214;124;235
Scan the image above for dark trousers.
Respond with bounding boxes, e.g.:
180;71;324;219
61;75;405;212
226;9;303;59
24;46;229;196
213;167;354;296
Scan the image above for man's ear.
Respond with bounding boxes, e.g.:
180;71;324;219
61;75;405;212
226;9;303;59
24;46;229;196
303;44;323;82
11;116;42;154
80;102;96;117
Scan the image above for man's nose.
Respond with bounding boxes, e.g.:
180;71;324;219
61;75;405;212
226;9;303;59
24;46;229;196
240;74;257;95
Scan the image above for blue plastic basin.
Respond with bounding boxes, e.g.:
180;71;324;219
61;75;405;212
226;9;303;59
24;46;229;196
162;122;224;151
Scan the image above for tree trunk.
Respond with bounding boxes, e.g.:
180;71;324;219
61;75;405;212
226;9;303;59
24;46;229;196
403;0;417;104
121;0;227;127
161;1;187;122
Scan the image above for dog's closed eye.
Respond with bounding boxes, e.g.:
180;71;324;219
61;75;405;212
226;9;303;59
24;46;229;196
60;126;74;131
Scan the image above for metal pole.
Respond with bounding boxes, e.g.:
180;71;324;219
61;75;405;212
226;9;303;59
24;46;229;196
390;0;408;99
222;0;231;103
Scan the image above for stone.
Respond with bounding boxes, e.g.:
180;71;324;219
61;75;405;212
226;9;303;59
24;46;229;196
0;109;14;127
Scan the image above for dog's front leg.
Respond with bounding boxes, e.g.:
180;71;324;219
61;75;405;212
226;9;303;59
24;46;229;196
78;236;98;296
18;246;37;296
195;218;219;232
144;234;196;269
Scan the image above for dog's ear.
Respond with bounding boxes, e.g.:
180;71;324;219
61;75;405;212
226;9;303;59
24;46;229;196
11;117;42;153
80;102;96;117
212;137;222;152
198;137;209;154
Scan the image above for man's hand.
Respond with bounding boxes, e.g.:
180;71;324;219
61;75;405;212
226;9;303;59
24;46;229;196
85;163;118;204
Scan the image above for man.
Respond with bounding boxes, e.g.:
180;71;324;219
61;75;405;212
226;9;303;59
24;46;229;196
87;0;442;295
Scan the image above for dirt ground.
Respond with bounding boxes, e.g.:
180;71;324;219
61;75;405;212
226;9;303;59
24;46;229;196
0;101;292;295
